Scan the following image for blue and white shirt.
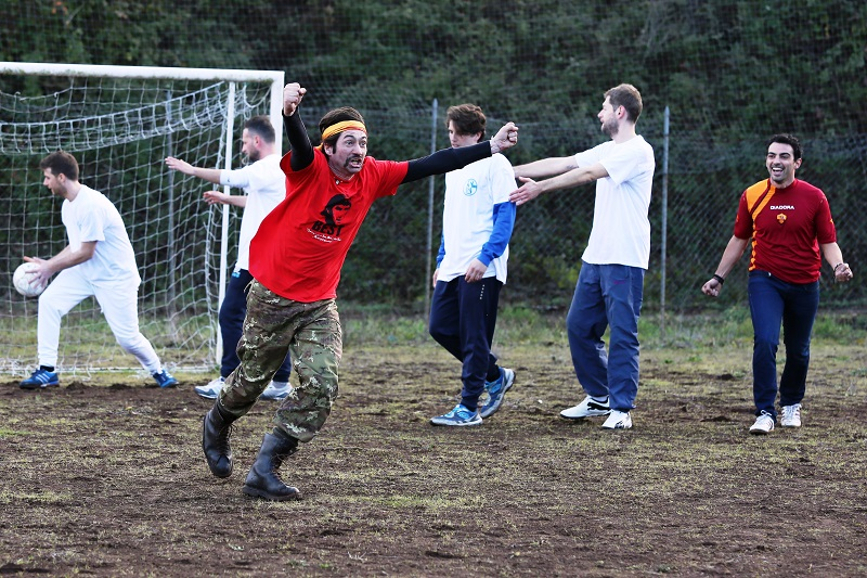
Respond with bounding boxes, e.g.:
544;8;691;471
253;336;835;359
437;153;516;284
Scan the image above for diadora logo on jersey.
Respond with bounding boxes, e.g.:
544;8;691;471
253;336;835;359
769;205;795;210
463;179;479;196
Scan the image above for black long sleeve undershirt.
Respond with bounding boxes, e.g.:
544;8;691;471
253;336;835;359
284;112;315;172
283;111;492;180
402;142;492;183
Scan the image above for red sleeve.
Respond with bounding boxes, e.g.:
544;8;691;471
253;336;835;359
370;158;409;199
815;193;837;245
732;191;753;239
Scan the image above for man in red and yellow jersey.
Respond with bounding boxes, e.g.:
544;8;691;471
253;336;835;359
201;82;519;501
702;134;853;435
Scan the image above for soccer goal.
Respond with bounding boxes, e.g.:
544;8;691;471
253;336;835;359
0;62;284;376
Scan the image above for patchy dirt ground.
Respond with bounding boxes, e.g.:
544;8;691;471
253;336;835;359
1;343;866;577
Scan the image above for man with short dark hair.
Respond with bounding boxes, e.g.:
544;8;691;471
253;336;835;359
510;84;655;430
701;133;853;434
201;82;519;501
428;103;517;427
20;151;177;390
166;115;292;401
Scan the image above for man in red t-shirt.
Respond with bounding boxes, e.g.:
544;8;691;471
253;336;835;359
201;82;519;500
701;134;853;435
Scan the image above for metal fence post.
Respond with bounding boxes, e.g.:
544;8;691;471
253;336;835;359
425;98;438;316
661;106;670;337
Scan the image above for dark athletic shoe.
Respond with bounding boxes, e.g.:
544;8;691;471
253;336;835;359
479;368;515;419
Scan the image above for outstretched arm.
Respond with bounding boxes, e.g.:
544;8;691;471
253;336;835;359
202;191;247;208
513;156;577;180
509;162;608;206
165;156;222;184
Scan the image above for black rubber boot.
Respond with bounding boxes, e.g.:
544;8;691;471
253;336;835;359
202;402;238;478
242;432;301;501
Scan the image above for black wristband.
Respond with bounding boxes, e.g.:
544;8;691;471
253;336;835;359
712;274;725;285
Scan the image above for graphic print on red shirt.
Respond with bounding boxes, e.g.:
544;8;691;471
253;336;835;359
249;150;408;302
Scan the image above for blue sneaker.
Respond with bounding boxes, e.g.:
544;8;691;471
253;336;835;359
430;403;482;427
153;370;178;388
20;368;59;390
479;367;515;419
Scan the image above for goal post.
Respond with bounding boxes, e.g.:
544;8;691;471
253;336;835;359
0;62;285;376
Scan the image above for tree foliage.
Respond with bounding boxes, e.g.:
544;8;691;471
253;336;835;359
2;0;866;309
3;0;865;135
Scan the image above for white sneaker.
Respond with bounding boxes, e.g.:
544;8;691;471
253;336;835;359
749;411;775;435
260;380;292;401
601;410;632;430
560;395;610;420
780;404;802;428
194;376;225;400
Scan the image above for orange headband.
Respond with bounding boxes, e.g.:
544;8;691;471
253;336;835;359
319;120;367;150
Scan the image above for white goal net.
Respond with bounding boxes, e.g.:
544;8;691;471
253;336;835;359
0;62;283;376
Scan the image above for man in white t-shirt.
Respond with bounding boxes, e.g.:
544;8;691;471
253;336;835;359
429;104;517;427
19;151;177;390
166;116;292;401
510;84;655;430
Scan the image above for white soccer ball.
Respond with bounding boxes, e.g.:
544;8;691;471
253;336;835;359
13;262;45;298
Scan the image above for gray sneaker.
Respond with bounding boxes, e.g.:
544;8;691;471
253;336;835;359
194;376;225;400
780;404;802;428
260;380;292;401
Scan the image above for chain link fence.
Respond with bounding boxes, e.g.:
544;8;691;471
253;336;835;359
296;89;866;315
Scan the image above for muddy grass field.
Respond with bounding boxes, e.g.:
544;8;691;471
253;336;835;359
2;340;866;577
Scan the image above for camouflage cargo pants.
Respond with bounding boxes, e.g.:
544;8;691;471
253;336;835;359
218;281;342;442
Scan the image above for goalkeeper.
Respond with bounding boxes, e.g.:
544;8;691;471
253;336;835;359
165;116;292;402
201;82;519;501
19;152;177;390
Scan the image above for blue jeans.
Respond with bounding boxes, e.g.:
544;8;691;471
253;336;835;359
220;269;292;382
429;276;502;410
566;262;644;413
748;271;819;419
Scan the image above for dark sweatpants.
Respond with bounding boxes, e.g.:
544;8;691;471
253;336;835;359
428;276;502;410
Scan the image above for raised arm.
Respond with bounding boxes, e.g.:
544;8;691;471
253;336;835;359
282;82;315;172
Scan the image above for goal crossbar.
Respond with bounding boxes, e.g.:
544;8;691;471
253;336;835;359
0;62;285;136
